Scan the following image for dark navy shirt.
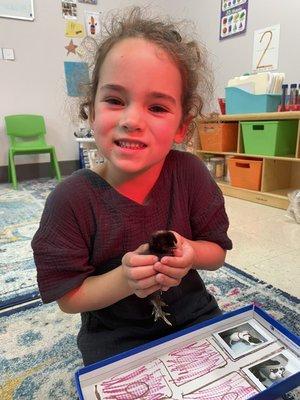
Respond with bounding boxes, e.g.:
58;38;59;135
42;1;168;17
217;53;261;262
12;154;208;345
32;150;232;365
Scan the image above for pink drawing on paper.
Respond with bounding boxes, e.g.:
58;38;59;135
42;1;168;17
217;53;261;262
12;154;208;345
183;372;258;400
99;361;172;399
162;339;227;385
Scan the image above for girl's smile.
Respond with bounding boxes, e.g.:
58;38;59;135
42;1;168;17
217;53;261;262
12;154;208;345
114;138;147;151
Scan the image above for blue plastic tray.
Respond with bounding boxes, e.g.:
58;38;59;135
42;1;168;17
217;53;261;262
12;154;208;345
75;304;300;400
225;87;282;114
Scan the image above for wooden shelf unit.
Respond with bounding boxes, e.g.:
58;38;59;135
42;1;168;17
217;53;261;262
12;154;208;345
197;112;300;209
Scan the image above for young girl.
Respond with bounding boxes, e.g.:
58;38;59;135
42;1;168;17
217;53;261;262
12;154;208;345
32;7;232;367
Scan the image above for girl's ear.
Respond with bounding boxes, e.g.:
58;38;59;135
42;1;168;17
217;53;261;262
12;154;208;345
174;117;193;144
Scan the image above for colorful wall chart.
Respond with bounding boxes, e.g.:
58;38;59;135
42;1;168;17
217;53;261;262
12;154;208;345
219;0;248;40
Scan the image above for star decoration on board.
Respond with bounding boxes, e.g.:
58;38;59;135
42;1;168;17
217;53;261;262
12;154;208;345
65;39;78;55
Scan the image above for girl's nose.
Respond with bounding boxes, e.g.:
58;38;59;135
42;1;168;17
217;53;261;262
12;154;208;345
118;105;145;132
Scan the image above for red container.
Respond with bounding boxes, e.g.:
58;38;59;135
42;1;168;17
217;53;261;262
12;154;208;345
218;98;226;114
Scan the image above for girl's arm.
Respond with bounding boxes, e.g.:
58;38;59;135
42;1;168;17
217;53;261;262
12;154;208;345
152;232;226;290
57;235;225;314
186;238;226;270
57;266;133;314
57;245;160;314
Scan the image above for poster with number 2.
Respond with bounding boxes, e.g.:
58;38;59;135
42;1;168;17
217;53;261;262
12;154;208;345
252;24;280;73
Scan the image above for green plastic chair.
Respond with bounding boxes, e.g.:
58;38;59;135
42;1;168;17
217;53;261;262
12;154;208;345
4;114;62;189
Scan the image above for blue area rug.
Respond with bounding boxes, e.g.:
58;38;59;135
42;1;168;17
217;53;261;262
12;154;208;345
0;178;299;399
1;265;299;399
0;300;81;399
0;179;56;309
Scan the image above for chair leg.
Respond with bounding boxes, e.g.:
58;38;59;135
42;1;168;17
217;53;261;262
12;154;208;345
50;149;62;182
7;155;11;183
8;151;18;189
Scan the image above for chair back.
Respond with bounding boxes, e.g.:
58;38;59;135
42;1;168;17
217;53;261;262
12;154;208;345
4;115;47;148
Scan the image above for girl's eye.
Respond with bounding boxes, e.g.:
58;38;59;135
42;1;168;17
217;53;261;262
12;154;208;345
105;97;124;106
149;105;168;113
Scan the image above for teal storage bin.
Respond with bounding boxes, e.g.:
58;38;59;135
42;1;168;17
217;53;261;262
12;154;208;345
225;87;281;114
241;120;298;156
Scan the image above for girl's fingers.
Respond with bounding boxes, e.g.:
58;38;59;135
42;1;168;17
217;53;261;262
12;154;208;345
153;261;188;278
155;273;180;287
173;248;183;257
128;274;160;291
136;243;150;254
125;265;157;280
134;284;161;298
169;231;183;247
159;256;183;268
122;252;158;267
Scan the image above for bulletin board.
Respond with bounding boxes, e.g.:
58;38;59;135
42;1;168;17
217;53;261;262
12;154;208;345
0;0;34;21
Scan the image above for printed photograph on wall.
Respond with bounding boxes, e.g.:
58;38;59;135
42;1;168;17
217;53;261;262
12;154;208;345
219;0;248;40
85;11;101;36
62;0;77;20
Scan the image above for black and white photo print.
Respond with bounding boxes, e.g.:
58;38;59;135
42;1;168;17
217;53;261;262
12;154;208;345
243;350;300;390
213;320;275;359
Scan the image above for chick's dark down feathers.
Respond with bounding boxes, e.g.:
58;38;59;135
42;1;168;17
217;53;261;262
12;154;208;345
147;231;177;326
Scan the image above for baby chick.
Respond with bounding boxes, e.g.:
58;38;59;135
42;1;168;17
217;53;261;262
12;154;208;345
148;230;177;326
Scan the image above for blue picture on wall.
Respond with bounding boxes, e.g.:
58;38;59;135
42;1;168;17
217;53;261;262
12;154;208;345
64;61;89;97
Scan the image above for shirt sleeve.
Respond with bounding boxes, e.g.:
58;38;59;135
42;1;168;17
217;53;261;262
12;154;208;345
187;154;232;250
31;178;95;303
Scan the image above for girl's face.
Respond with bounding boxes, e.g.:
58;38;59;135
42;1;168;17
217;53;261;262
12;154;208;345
91;38;187;180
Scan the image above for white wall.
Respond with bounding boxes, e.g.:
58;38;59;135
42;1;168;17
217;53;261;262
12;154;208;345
1;0;299;168
168;0;300;110
0;0;170;168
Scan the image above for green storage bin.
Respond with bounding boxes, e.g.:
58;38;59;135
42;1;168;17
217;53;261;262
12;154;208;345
241;120;298;156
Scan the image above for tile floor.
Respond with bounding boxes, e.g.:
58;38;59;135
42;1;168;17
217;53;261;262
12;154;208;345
224;195;300;298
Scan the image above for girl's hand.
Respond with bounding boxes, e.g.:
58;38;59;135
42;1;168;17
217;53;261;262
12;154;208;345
121;244;161;298
153;231;195;290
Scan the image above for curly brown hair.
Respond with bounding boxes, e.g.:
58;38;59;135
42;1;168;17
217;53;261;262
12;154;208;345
79;7;213;139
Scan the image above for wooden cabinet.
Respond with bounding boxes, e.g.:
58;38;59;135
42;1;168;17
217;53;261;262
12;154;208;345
196;112;300;209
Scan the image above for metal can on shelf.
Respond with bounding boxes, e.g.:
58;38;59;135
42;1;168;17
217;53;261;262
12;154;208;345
224;155;232;182
203;155;213;175
209;157;225;180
